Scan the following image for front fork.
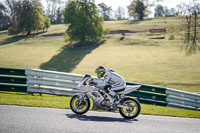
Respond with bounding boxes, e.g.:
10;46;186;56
76;93;87;106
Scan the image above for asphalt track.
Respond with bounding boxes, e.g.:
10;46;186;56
0;105;199;133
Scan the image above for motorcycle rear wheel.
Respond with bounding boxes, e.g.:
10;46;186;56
119;97;141;119
70;95;90;115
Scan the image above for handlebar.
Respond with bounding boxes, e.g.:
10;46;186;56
80;74;97;86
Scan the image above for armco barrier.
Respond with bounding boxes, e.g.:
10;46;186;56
0;67;199;111
127;82;200;110
0;67;27;92
25;69;200;111
26;69;96;96
127;82;168;106
166;89;200;110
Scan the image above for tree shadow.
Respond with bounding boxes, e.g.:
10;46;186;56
0;31;45;46
0;31;7;35
0;91;28;96
0;35;25;46
125;18;153;25
40;40;106;72
66;114;138;123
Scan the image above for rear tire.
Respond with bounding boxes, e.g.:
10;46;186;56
119;97;141;119
70;95;90;115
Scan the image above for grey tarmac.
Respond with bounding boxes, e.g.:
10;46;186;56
0;105;199;133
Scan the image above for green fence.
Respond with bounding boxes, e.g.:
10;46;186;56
0;67;27;92
126;82;168;106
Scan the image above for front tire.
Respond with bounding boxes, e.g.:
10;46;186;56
119;97;141;119
70;95;90;115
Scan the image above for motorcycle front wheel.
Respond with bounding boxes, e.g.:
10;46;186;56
119;97;141;119
70;95;90;115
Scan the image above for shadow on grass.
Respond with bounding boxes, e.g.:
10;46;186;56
0;31;7;35
0;91;28;96
0;31;45;46
125;18;153;25
0;35;25;46
40;40;106;72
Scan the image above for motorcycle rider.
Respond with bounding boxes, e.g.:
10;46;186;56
93;66;126;103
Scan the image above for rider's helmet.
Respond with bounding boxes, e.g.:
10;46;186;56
95;66;106;78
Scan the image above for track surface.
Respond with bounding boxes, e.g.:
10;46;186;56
0;105;199;133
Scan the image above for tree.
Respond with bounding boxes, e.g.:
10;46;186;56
128;0;152;20
176;2;188;16
8;0;50;35
0;2;10;30
43;16;51;31
154;4;164;17
0;0;18;30
5;0;16;21
56;7;63;24
184;0;200;54
63;0;104;45
98;2;112;21
45;0;66;24
169;8;176;16
114;6;125;20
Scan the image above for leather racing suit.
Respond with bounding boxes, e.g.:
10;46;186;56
96;68;126;98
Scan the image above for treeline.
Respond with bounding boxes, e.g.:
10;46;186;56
154;2;200;18
1;0;187;33
0;0;154;32
0;0;50;35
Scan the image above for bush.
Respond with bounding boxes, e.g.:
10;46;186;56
169;34;175;40
8;27;17;35
43;16;51;31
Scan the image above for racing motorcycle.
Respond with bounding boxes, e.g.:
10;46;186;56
70;74;141;119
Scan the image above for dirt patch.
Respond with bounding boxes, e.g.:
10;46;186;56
109;30;136;34
41;33;64;37
107;30;142;36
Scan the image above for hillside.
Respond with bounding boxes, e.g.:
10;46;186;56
0;17;199;92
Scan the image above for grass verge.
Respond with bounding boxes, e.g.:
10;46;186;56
0;91;199;118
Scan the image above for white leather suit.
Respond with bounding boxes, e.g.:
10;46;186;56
96;69;126;97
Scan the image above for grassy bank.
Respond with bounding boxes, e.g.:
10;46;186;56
0;32;200;92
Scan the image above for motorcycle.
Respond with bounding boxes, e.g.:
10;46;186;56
70;74;141;119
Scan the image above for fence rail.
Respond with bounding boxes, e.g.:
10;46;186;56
0;67;27;92
166;89;200;110
0;67;26;76
0;67;199;111
25;69;200;111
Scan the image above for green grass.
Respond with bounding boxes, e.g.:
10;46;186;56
0;91;199;118
71;35;200;92
104;17;185;33
0;91;69;109
141;104;200;118
0;32;199;92
0;17;200;117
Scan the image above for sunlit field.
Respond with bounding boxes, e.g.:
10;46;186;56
0;17;199;92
